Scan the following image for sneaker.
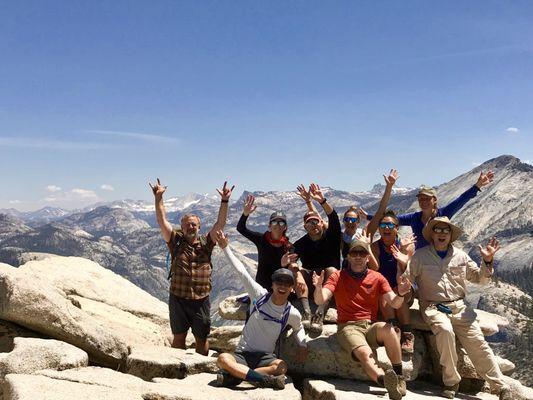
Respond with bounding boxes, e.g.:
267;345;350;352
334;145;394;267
216;371;242;387
397;375;407;397
401;332;415;354
383;369;403;400
309;312;324;336
253;374;286;390
499;386;512;400
301;311;312;331
442;383;459;399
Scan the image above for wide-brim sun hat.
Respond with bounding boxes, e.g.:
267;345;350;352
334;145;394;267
422;216;462;244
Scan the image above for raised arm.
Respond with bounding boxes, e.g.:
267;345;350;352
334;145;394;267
236;195;263;244
215;230;266;299
297;184;318;213
309;183;333;215
312;270;334;305
466;237;499;285
209;181;234;242
440;170;494;218
149;178;173;243
366;169;398;237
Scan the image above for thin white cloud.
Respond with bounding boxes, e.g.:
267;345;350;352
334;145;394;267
8;200;21;204
46;185;62;192
101;184;115;191
0;137;119;150
87;130;178;143
71;188;98;199
506;127;519;133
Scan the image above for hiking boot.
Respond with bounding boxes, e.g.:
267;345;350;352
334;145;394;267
216;371;242;387
442;383;460;399
301;311;312;331
253;374;285;390
401;332;415;354
499;386;512;400
397;375;407;396
383;369;403;400
309;312;324;336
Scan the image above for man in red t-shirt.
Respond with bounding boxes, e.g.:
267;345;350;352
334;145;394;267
313;239;411;400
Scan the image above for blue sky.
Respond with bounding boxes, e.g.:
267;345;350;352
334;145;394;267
1;1;532;210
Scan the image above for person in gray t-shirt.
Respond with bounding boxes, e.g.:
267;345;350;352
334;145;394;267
214;231;308;390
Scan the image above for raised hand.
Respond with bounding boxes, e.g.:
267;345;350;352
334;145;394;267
309;183;325;203
243;195;257;216
312;270;325;287
214;230;229;249
149;178;167;198
391;244;410;265
397;275;412;296
476;170;495;189
216;181;235;201
383;169;399;187
478;237;500;263
355;227;372;244
400;233;416;249
296;184;312;202
281;251;299;267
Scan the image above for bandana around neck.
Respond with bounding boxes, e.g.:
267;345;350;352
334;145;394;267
345;265;368;280
264;231;289;247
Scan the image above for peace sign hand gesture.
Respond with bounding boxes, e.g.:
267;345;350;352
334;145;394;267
149;178;167;199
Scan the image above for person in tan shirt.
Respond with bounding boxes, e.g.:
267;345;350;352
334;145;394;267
399;217;510;400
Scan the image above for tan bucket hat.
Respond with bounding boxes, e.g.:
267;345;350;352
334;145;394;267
417;185;437;198
422;216;462;243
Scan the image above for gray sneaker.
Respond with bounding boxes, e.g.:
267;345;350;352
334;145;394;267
442;383;459;399
383;369;403;400
499;386;512;400
253;374;285;390
397;375;407;397
309;312;324;336
216;371;242;387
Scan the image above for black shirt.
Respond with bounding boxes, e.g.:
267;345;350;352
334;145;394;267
294;209;341;272
236;214;291;290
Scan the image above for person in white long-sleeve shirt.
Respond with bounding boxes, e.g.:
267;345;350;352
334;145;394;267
214;231;308;390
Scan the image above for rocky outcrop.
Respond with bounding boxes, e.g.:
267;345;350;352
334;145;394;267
126;345;218;380
0;256;172;368
3;368;302;400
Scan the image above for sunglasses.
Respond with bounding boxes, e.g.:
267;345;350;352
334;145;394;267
379;222;397;229
343;216;359;223
432;226;451;234
305;219;320;226
348;250;368;257
273;279;294;286
270;220;286;227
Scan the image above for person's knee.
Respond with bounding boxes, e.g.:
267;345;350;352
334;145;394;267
270;359;288;374
217;353;232;369
353;346;372;363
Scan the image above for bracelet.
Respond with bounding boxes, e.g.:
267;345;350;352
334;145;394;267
221;200;229;203
397;293;405;298
319;198;327;205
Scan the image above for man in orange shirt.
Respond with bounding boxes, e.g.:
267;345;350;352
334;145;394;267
313;240;411;400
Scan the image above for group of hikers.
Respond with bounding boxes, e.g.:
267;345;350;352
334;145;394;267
149;168;511;400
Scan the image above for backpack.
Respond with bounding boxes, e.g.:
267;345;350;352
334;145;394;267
166;233;210;280
247;292;292;354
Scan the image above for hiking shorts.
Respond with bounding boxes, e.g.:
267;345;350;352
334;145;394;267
336;320;384;357
234;350;278;370
169;293;211;339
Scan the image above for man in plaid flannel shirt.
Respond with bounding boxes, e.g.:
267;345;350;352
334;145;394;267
150;178;234;355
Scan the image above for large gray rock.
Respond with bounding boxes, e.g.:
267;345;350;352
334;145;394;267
0;262;128;367
302;377;500;400
207;325;243;353
126;345;218;380
3;367;301;400
0;338;88;384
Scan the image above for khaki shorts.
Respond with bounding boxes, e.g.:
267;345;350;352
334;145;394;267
337;320;385;356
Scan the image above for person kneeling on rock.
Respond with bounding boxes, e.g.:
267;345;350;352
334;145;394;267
313;239;411;400
214;231;309;390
